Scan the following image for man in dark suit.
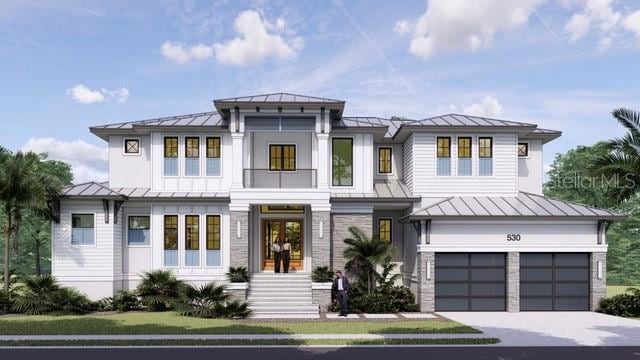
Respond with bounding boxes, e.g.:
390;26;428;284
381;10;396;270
332;271;350;317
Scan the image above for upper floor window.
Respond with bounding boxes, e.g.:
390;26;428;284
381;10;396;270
127;216;150;245
124;138;140;155
332;138;353;186
163;215;178;266
206;137;221;176
269;144;296;171
458;137;472;176
378;218;392;243
71;214;94;245
479;137;493;176
164;137;178;176
518;142;529;157
185;215;200;266
436;137;451;176
378;147;392;174
185;137;200;176
206;215;221;267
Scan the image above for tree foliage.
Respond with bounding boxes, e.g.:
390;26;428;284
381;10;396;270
343;226;394;293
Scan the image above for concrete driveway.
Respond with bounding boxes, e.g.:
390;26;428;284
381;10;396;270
439;312;640;346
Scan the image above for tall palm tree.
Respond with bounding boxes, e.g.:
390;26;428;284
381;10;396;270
590;108;640;204
343;226;394;293
0;151;62;291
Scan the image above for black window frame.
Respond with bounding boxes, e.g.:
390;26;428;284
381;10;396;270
518;142;529;157
378;147;393;174
378;218;392;243
124;138;140;154
164;137;178;158
332;137;354;187
437;137;451;158
269;144;296;171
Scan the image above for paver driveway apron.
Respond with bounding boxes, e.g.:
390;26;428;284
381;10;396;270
440;311;640;346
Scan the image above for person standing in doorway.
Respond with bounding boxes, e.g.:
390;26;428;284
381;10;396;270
282;238;291;273
332;271;350;317
272;240;282;273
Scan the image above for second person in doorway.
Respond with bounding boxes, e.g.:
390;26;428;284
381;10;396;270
282;238;291;273
272;240;282;273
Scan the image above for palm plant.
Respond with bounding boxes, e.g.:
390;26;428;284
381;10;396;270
375;256;401;292
226;266;249;283
11;275;93;315
312;266;334;282
136;270;184;311
0;150;63;291
343;226;394;293
176;282;251;319
590;108;640;204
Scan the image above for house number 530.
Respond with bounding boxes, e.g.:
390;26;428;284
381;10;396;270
506;234;521;241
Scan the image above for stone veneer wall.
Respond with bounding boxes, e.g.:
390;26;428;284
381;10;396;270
417;251;435;312
312;288;332;312
591;252;607;311
312;211;331;269
507;252;520;312
330;213;372;272
229;211;249;269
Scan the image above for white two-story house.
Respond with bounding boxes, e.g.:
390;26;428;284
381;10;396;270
53;93;623;317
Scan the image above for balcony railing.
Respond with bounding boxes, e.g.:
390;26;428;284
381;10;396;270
243;169;317;188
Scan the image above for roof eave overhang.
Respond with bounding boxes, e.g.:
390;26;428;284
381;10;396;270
62;195;128;200
392;125;538;142
213;101;346;117
523;132;563;144
330;197;420;203
399;214;627;223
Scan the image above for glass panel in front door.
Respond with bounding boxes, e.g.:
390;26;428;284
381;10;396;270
265;220;280;262
285;221;302;261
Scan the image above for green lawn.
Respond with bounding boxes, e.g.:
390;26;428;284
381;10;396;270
607;285;639;297
0;312;478;335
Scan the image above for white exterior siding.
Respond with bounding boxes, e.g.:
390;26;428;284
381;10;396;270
411;132;518;196
109;135;151;188
518;138;543;194
403;134;414;192
121;205;152;282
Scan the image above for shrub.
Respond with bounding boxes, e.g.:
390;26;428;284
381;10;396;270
598;287;640;317
312;266;334;282
136;270;184;312
175;282;251;319
11;275;95;315
226;267;249;283
350;286;418;313
98;290;140;312
0;289;13;315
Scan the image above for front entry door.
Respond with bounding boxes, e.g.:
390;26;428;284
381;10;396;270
262;219;303;271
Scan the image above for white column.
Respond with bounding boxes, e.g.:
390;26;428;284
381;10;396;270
317;133;329;189
420;220;427;245
231;133;244;189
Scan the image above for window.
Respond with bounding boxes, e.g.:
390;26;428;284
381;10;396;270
518;142;529;157
260;205;305;214
164;215;178;266
458;137;472;176
164;137;178;176
206;137;221;176
71;214;94;245
479;137;493;176
436;137;451;176
269;144;296;171
124;139;139;154
127;216;150;245
332;138;353;186
378;218;392;243
378;147;392;174
185;215;200;266
185;137;200;176
206;215;221;266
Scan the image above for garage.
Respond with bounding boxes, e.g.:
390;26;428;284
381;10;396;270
435;253;506;311
520;253;590;311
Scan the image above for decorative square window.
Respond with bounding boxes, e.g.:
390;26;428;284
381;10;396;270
124;139;139;154
378;218;392;243
518;142;529;157
378;147;392;174
71;214;94;245
269;144;296;171
436;137;451;176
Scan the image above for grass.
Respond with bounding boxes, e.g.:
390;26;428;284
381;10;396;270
0;338;500;346
607;285;639;297
0;312;479;335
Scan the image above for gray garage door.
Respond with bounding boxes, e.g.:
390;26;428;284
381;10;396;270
435;253;506;311
520;253;590;311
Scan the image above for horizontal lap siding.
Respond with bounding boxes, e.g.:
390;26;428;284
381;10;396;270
412;133;518;196
53;201;114;277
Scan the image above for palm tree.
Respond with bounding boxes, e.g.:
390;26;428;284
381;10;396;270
136;269;185;311
0;151;62;291
343;226;394;293
590;108;640;204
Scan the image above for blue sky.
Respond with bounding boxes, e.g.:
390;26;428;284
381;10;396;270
1;0;639;182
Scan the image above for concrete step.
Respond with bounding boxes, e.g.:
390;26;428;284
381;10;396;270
251;313;320;319
250;304;318;311
247;296;312;301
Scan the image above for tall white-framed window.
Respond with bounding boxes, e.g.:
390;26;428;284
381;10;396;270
436;137;451;176
332;137;353;186
123;138;140;155
206;137;221;176
164;137;179;177
127;215;150;246
71;213;95;245
185;215;200;267
479;137;493;176
185;137;200;176
457;137;472;176
206;215;221;267
163;215;178;267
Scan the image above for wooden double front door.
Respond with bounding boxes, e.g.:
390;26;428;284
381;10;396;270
262;219;303;271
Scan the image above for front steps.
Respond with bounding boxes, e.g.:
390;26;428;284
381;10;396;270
248;273;319;319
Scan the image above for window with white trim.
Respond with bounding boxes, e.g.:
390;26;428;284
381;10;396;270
436;137;451;176
124;139;139;154
164;137;178;176
206;215;221;266
185;137;200;176
71;214;94;245
458;137;472;176
128;216;150;245
479;137;493;176
206;137;221;176
185;215;200;266
164;215;178;266
518;142;529;157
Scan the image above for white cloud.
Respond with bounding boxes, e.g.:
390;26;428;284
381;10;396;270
394;19;413;34
21;138;108;183
66;84;129;104
623;10;640;42
564;0;621;44
565;14;591;41
161;41;214;64
463;96;503;117
406;0;543;58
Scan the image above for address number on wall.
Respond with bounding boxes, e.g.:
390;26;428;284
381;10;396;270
506;234;521;241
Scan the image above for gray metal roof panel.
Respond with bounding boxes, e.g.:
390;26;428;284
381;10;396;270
91;111;227;131
214;92;344;104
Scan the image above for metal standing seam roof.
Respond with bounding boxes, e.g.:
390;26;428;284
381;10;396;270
334;117;413;138
62;182;127;199
401;192;625;221
90;111;227;130
331;179;419;201
404;114;537;128
62;182;230;199
213;92;345;104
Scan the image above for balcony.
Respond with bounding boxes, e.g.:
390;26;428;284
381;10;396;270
243;169;317;188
